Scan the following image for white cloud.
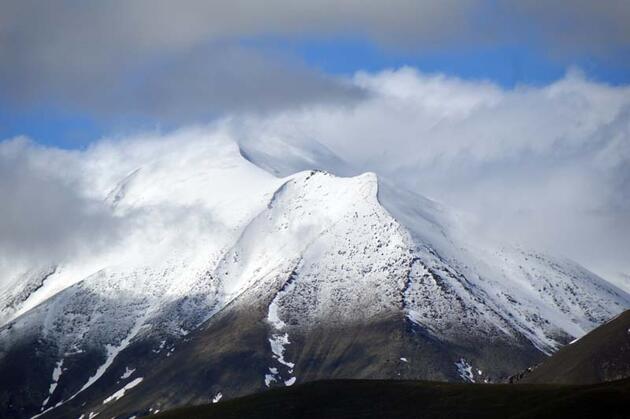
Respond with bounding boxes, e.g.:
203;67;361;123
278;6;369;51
1;68;629;288
229;68;630;284
0;137;125;279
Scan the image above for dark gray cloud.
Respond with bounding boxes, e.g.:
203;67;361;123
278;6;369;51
127;45;364;121
509;0;630;56
0;1;373;120
0;35;364;122
2;1;629;121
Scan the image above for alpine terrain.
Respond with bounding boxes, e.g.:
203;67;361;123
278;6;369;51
1;130;628;419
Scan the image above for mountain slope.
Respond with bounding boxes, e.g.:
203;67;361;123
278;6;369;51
518;310;630;384
0;130;628;419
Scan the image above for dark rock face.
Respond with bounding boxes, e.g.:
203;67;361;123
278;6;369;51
3;310;627;418
0;282;545;419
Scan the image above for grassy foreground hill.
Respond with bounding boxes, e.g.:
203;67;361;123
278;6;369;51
154;378;629;419
519;310;630;384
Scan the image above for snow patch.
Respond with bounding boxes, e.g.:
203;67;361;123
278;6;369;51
212;392;223;403
152;340;166;353
41;359;64;409
268;297;286;330
268;333;294;369
120;367;135;380
102;377;143;404
265;367;280;387
455;358;475;383
264;374;277;387
266;271;299;386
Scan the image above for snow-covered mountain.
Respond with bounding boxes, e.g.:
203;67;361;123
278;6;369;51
0;129;628;419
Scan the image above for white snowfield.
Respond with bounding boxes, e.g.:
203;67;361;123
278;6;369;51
0;129;628;407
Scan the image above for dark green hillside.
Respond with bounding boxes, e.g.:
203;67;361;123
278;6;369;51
520;310;630;384
154;378;629;419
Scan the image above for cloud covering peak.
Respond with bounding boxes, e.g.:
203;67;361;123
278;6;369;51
1;67;629;290
232;68;630;286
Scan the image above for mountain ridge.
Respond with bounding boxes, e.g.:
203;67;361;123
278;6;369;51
0;131;627;418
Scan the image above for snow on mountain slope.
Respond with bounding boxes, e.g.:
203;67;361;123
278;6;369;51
268;171;409;328
1;130;283;328
0;265;57;326
1;128;627;348
379;182;629;353
0;128;628;419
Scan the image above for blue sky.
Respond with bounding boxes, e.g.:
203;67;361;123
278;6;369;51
274;38;630;86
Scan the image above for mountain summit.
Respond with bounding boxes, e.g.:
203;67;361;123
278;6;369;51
0;131;627;419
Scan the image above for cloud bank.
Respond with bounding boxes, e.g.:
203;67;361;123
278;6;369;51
231;68;630;285
1;68;629;290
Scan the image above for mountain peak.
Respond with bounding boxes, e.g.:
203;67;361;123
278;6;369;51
0;133;627;419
